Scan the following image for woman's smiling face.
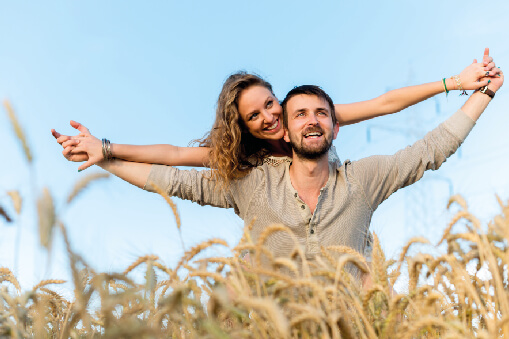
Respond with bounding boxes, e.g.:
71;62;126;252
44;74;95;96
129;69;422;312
237;85;284;140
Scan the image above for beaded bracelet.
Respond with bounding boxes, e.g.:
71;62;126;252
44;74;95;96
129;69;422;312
442;78;449;96
452;75;468;96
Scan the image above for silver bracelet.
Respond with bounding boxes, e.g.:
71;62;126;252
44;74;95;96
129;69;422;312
102;138;113;161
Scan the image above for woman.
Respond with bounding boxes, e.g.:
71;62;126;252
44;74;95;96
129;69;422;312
53;52;498;191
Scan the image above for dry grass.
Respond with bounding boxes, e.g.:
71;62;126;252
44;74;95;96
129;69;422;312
1;192;509;338
3;100;32;164
3;103;509;338
67;172;110;204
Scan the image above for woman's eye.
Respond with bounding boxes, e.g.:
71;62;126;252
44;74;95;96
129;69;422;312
267;100;273;108
249;112;259;121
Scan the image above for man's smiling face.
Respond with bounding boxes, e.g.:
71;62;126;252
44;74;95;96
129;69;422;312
283;94;339;160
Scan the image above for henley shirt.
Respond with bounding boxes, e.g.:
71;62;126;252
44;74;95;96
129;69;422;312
144;110;475;261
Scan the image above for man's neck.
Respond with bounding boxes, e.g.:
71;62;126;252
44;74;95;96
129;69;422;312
288;153;330;214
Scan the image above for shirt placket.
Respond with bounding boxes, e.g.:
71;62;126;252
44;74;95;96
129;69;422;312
293;190;320;259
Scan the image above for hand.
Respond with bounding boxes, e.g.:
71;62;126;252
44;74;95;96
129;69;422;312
63;121;106;171
455;48;501;91
487;67;504;93
51;126;89;162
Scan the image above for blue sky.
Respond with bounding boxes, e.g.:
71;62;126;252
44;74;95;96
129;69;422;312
1;1;508;290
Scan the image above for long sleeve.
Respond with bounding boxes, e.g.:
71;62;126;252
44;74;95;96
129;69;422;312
143;165;235;210
349;109;475;211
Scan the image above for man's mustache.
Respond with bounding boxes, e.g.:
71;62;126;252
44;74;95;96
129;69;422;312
302;126;325;136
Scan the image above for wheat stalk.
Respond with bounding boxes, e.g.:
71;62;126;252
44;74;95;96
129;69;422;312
148;181;184;250
67;172;110;204
37;187;56;250
3;100;32;163
33;279;66;291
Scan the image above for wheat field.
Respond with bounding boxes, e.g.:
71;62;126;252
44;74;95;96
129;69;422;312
2;101;509;338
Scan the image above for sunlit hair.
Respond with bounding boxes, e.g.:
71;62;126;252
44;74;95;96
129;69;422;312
196;72;274;189
281;85;337;127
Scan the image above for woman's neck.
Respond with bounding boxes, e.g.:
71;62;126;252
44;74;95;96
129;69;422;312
266;139;292;157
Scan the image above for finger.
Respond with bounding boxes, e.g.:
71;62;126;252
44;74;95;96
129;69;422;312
56;135;72;145
62;146;73;158
483;47;489;65
473;58;478;64
484;61;496;71
477;78;490;88
70;120;91;135
51;129;61;139
483;56;493;67
489;67;502;77
71;144;85;154
78;159;97;172
483;70;501;77
62;139;80;148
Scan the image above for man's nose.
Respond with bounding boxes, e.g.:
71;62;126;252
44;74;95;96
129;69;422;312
307;114;319;125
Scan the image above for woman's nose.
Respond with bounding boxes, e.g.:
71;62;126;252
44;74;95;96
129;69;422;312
261;110;273;123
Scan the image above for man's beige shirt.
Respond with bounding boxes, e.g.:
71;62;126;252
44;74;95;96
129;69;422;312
144;110;474;260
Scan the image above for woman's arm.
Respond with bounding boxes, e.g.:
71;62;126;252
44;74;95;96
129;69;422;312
335;49;498;126
110;143;210;167
53;120;210;171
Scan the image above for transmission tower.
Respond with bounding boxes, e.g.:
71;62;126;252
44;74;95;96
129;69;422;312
365;69;457;240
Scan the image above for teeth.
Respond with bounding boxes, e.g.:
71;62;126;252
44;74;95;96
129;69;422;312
266;119;278;131
305;132;322;137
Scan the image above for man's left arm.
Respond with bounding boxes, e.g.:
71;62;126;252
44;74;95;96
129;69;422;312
351;69;503;211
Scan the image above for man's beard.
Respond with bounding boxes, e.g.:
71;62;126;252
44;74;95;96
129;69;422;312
288;126;333;160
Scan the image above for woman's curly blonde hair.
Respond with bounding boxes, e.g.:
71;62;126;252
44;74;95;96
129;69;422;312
196;72;275;189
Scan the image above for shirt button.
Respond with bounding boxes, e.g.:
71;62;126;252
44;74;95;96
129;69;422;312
301;205;305;209
310;229;315;234
294;193;298;197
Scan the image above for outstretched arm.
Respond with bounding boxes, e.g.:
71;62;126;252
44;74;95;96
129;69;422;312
52;120;210;171
334;48;499;126
354;64;503;210
105;143;209;167
97;159;152;189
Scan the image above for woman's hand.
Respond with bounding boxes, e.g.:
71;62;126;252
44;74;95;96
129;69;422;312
52;122;88;162
52;120;105;171
456;48;501;90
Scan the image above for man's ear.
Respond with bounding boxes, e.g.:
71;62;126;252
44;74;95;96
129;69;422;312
333;122;339;140
283;128;290;143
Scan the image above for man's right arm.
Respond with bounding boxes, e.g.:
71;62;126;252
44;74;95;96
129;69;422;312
98;159;152;189
96;160;233;209
143;165;234;209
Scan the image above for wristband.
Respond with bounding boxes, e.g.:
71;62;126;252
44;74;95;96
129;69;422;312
442;78;449;96
476;86;495;99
